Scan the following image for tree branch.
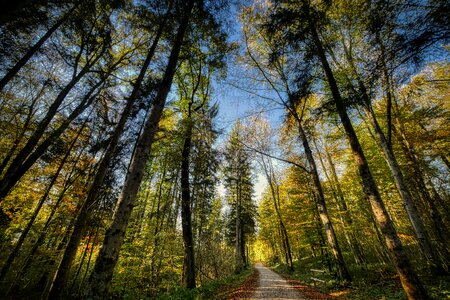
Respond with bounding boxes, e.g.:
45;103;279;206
236;139;311;174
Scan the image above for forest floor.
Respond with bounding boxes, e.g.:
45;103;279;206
227;263;333;299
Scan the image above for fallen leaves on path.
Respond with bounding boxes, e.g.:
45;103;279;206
281;277;335;300
224;269;259;299
225;264;336;300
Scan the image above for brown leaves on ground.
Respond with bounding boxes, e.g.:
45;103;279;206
223;265;336;300
223;269;259;299
271;269;336;300
281;277;336;299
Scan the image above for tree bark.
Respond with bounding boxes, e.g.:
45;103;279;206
0;81;47;175
181;126;196;289
235;179;244;273
365;104;445;275
84;2;194;297
394;121;450;264
341;34;445;275
260;157;294;271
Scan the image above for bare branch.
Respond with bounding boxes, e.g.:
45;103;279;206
235;139;311;174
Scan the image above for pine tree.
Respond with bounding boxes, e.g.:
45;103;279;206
223;121;256;273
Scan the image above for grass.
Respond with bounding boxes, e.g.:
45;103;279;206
269;258;450;300
155;268;255;300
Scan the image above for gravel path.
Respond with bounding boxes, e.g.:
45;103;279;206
249;263;305;299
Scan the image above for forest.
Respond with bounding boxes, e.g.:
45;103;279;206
0;0;448;299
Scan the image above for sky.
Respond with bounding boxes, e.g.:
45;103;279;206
210;1;290;202
211;21;273;202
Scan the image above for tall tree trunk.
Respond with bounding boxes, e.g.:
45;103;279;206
0;79;103;206
395;114;450;225
5;175;76;296
84;3;194;297
0;4;76;92
235;180;244;273
341;36;445;275
0;81;47;175
310;196;333;273
40;216;78;299
393;121;450;264
304;5;428;298
261;157;294;271
314;140;366;266
79;226;99;292
364;104;445;275
68;229;94;292
149;171;166;286
181;126;196;289
375;31;393;149
46;11;169;298
297;121;350;281
240;221;247;268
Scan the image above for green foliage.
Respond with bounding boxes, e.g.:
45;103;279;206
156;268;254;300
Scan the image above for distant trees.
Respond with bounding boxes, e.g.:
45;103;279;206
223;121;256;274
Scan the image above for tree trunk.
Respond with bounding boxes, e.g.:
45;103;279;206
37;210;80;299
84;3;193;297
375;31;393;148
79;226;99;292
314;140;366;266
68;230;94;293
235;180;244;273
5;176;75;296
305;5;428;298
261;157;294;271
341;34;445;275
394;122;450;265
181;126;196;289
46;10;169;298
365;105;445;275
0;81;46;175
297;121;350;281
311;198;333;273
1;79;103;204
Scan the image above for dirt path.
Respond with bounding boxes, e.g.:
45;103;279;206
248;263;306;299
227;263;334;300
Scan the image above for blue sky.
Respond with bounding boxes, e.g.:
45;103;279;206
211;1;287;201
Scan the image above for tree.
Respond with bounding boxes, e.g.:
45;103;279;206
240;4;350;280
267;1;428;298
242;116;294;271
46;2;173;297
223;121;256;273
84;1;195;297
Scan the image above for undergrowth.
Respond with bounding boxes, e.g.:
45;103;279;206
269;258;450;300
155;267;254;300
